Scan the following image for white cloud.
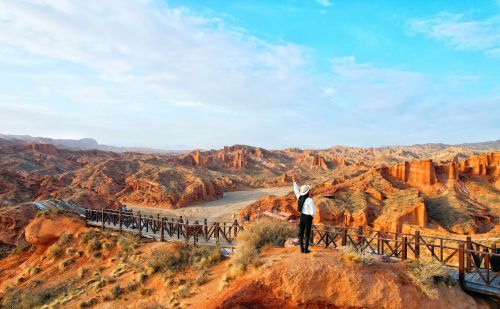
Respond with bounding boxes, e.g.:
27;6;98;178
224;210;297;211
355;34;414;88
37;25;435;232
408;12;500;56
0;0;314;111
316;0;334;7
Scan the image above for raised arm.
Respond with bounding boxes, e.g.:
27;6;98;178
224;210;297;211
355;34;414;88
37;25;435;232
292;175;300;199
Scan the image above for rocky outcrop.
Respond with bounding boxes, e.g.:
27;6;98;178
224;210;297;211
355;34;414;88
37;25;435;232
212;248;480;309
299;151;329;170
383;159;437;186
231;148;247;169
28;143;59;155
25;215;86;246
374;200;427;232
459;152;499;177
449;156;459;180
0;205;37;246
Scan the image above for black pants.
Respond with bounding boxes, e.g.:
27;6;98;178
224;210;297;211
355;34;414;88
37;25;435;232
298;213;313;248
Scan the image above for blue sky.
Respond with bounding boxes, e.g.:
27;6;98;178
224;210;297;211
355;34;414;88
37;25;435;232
0;0;498;149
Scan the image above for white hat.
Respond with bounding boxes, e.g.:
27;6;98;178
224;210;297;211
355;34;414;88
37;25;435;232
299;184;311;195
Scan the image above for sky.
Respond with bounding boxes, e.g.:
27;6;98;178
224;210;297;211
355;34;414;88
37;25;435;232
0;0;499;150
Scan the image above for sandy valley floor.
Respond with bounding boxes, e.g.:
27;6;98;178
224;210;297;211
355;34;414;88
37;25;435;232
126;187;291;222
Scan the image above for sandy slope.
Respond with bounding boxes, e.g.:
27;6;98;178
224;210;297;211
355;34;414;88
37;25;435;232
126;187;291;222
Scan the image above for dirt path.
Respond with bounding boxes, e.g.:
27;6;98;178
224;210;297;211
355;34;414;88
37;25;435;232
126;187;291;222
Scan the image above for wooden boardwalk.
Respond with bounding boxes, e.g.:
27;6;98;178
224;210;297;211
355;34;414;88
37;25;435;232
86;208;499;297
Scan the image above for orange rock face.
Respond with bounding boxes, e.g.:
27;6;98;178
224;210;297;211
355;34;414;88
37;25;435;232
384;159;437;186
459;152;499;177
211;248;479;309
25;215;86;246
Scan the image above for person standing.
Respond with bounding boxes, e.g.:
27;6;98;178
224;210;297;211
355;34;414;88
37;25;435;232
292;175;315;253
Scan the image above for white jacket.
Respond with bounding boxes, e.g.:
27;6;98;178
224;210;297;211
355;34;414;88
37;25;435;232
293;181;315;217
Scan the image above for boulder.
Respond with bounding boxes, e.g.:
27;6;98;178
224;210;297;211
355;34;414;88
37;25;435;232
25;215;86;246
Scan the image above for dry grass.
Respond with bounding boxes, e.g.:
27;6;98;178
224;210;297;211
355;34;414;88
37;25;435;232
147;244;222;273
341;246;376;266
2;279;76;309
47;244;63;259
231;218;295;272
403;258;455;299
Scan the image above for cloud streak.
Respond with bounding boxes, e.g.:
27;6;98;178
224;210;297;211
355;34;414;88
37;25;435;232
408;12;500;56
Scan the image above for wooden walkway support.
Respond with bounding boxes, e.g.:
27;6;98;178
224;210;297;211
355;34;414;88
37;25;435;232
85;208;499;297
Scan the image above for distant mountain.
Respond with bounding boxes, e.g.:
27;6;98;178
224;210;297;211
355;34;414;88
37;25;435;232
0;134;185;154
1;133;498;154
454;140;500;150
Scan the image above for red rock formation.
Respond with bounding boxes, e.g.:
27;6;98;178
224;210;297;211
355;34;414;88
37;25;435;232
449;156;459;180
374;200;427;232
312;155;329;170
212;248;479;309
384;159;437;186
25;215;86;246
231;148;247;169
459;152;499;177
0;205;37;246
28;144;59;155
254;147;264;159
191;150;208;166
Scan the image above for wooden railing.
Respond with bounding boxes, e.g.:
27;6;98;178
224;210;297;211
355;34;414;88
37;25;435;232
85;208;498;291
85;208;242;246
311;225;499;290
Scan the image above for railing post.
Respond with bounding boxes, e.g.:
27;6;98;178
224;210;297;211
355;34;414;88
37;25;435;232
85;209;88;227
440;238;444;262
204;219;208;237
101;208;105;230
215;222;220;245
160;218;165;242
118;210;122;233
414;231;420;258
377;232;381;255
465;236;471;273
358;226;363;247
484;253;490;284
137;212;142;238
458;243;465;287
402;237;407;260
341;228;347;247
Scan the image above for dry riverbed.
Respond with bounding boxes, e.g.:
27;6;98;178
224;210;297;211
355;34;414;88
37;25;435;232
126;187;291;222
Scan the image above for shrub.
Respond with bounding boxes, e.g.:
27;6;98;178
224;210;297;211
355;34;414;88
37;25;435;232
47;244;63;259
147;244;223;273
77;267;87;280
111;284;122;299
403;258;454;299
148;244;187;272
127;281;140;292
87;238;102;253
10;240;32;255
232;218;295;271
2;280;74;309
190;245;223;270
341;246;376;266
195;267;210;285
78;297;98;308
